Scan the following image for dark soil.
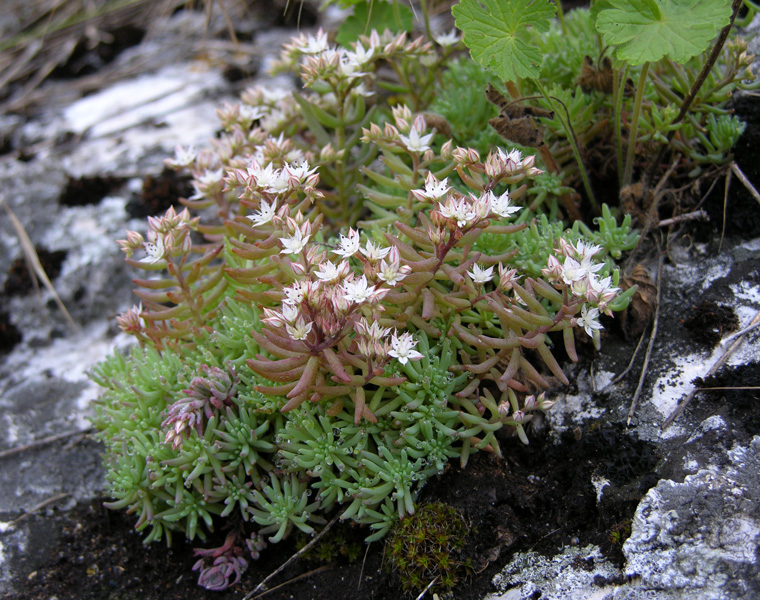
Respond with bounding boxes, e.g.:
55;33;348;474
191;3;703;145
8;421;659;600
682;300;740;348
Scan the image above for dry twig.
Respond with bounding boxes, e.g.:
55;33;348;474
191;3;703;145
9;492;71;527
627;254;664;426
0;428;92;460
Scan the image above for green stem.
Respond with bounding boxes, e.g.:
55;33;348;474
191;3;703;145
554;0;567;36
613;64;629;188
419;0;434;43
623;61;649;188
533;79;599;214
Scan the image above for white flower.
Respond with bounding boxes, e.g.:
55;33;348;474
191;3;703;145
471;191;493;220
398;126;434;153
345;42;374;69
286;317;313;341
247;162;279;189
573;240;602;261
248;199;277;227
412;173;451;202
377;258;410;286
576;305;603;338
435;29;460;47
490;191;521;218
280;303;300;323
341;275;376;304
560;257;587;286
197;168;224;186
389;331;424;365
285;160;318;183
282;282;307;305
315;260;348;283
360;240;391;262
438;197;477;228
298;29;329;54
279;228;310;255
165;145;196;168
356;318;390;342
139;236;166;264
333;228;361;258
468;263;495;284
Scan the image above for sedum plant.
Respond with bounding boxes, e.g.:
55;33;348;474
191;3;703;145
92;21;638;592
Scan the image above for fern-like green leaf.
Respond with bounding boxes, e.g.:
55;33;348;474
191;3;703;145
452;0;556;82
595;0;732;65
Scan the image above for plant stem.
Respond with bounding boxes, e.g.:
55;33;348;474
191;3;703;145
419;0;434;43
613;64;629;188
622;61;649;188
554;0;567;36
533;79;599;214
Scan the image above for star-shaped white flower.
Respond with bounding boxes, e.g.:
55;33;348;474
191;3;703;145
165;145;196;169
139;236;166;264
490;191;521;219
279;228;310;255
389;331;424;365
315;260;348;283
576;305;603;338
468;263;495;284
360;240;391;262
560;257;587;286
333;228;361;258
435;29;460;47
248;199;277;227
413;173;451;202
341;275;376;304
286;317;313;341
398;126;434;153
438;197;476;229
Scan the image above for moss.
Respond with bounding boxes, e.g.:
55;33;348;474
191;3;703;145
384;502;470;596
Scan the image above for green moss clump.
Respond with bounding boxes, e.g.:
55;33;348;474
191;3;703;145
384;502;470;595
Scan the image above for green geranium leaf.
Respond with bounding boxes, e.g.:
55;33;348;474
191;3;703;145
595;0;732;65
452;0;556;82
336;1;413;46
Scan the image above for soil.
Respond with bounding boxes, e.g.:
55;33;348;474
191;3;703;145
8;419;659;600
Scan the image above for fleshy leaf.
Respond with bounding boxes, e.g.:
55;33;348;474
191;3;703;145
452;0;556;82
335;1;413;46
595;0;732;65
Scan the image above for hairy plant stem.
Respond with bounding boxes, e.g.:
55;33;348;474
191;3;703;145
622;61;649;188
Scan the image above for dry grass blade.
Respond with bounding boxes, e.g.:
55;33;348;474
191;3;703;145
242;509;344;600
1;196;78;331
663;308;760;429
9;492;71;527
730;161;760;205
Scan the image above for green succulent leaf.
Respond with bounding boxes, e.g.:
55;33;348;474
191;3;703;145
595;0;732;65
336;1;413;46
452;0;556;82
